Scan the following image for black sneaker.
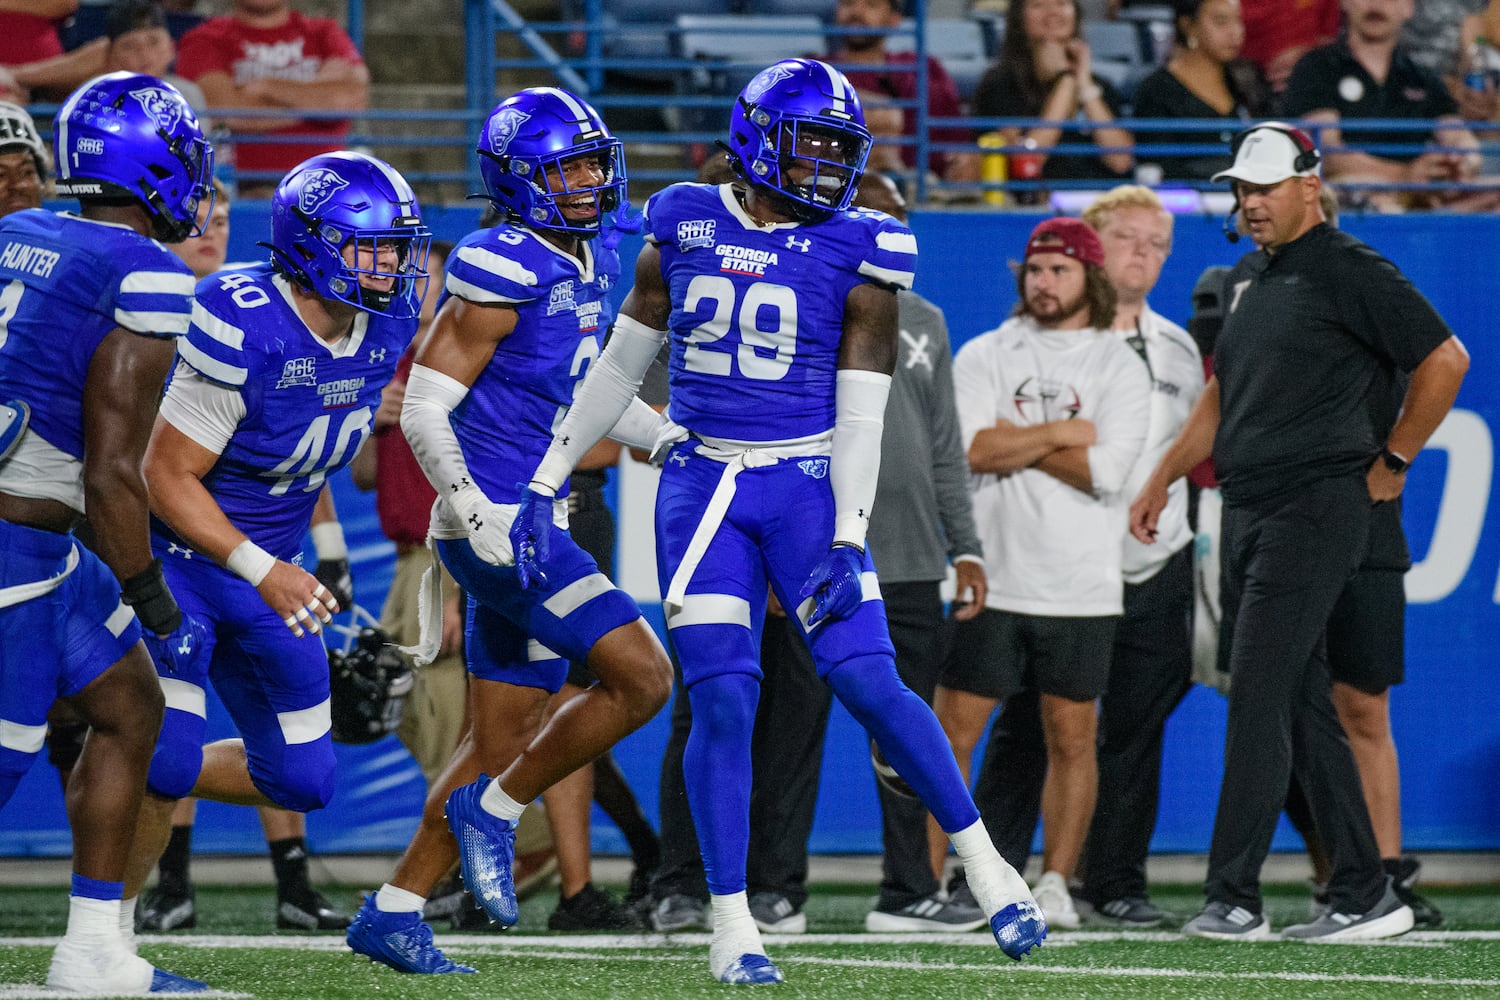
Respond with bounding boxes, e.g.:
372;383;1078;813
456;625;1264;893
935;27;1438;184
137;883;196;932
424;873;468;923
548;882;641;931
277;890;351;930
865;892;986;932
1386;857;1443;928
450;889;506;931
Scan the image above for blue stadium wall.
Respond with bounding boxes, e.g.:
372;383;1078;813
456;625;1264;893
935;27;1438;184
1;205;1495;858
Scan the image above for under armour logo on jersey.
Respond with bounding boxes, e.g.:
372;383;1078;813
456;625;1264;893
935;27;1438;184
899;329;932;371
368;347;387;364
798;458;829;479
487;108;531;155
298;168;349;215
786;235;811;253
129;87;184;133
451;477;471;493
1229;279;1251;313
166;543;193;559
669;452;688;467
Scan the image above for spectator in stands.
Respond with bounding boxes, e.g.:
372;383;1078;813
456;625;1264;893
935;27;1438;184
827;0;973;185
0;101;45;216
1238;0;1339;95
176;0;369;196
1281;0;1496;212
943;218;1150;931
0;67;26;105
0;2;75;68
1400;0;1485;83
1452;4;1500;164
1132;0;1273;180
970;0;1134;199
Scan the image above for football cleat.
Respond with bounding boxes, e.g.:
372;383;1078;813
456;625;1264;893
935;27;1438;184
347;894;476;974
47;937;208;993
990;900;1048;960
445;775;519;927
717;953;785;985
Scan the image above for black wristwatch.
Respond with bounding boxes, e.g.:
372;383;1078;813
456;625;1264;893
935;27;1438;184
1380;448;1411;475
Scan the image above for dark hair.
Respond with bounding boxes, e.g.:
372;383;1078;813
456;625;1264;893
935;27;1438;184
1171;0;1205;47
1013;259;1117;330
997;0;1085;111
106;0;167;40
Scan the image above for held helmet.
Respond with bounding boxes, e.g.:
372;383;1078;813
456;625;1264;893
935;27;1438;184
52;71;213;242
0;101;48;180
268;151;433;319
725;58;872;219
327;624;414;745
477;86;626;237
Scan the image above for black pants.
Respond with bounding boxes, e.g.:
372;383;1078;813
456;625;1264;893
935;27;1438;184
1208;476;1384;915
649;581;950;909
973;545;1194;901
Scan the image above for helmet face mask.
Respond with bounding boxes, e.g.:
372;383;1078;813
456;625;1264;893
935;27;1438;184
328;625;413;745
52;72;214;243
0;101;49;182
477;87;626;237
727;59;872;220
269;151;433;319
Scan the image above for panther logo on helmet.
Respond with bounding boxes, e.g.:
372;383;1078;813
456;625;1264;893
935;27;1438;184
744;63;795;104
128;86;184;134
487;108;531;155
298;168;350;216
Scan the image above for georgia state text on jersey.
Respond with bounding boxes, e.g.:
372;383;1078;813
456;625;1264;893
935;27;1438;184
0;210;193;510
444;220;621;504
646;183;916;443
156;263;415;559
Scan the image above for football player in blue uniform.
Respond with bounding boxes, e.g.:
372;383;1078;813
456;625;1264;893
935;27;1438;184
345;87;671;975
122;151;431;931
0;71;213;994
510;60;1048;983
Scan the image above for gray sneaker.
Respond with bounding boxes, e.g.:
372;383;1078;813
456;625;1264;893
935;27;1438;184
1181;900;1271;941
1092;896;1168;928
649;893;711;932
1281;882;1413;942
865;892;987;932
749;892;806;934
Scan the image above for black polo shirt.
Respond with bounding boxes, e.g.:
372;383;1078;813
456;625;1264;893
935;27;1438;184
1281;40;1457;161
1212;223;1453;505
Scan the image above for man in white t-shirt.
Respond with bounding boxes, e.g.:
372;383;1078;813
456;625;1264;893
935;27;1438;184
937;216;1150;931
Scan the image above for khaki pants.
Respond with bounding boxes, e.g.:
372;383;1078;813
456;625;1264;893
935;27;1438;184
382;548;467;786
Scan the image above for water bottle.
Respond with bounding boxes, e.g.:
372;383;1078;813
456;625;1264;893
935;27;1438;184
978;132;1010;207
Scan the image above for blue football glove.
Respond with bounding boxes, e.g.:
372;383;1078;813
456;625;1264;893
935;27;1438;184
143;613;210;677
509;484;553;590
798;544;867;628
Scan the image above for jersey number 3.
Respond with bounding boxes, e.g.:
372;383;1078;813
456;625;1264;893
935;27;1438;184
682;276;797;381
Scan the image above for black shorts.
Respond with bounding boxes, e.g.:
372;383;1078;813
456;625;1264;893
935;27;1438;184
941;608;1117;703
1325;567;1405;695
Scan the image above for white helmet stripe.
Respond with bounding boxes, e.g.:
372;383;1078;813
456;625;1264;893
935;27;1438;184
54;88;90;180
549;87;596;128
816;59;848;116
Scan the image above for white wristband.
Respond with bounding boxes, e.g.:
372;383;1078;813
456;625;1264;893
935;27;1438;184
226;539;276;586
310;521;347;561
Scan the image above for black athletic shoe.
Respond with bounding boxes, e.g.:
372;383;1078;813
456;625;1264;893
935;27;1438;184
1386;857;1443;928
547;883;641;931
277;890;351;930
136;883;196;932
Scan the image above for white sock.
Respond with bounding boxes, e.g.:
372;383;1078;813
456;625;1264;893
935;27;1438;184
478;780;526;823
375;883;427;913
708;891;765;980
119;897;137;954
63;895;119;945
949;819;1032;915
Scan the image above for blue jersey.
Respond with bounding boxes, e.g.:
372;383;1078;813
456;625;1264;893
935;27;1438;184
644;183;916;442
155;264;415;559
0;210;193;460
445;222;620;504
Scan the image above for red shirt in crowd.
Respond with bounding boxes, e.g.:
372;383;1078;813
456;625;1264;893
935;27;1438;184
0;14;65;64
373;350;436;550
843;52;967;177
175;11;363;176
1238;0;1341;80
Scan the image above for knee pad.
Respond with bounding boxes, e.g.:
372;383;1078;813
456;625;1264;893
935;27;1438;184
249;736;336;812
145;703;208;799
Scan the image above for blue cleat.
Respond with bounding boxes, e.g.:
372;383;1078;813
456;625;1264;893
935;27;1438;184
718;953;785;985
446;775;519;927
991;900;1048;959
347;894;476;974
150;967;210;993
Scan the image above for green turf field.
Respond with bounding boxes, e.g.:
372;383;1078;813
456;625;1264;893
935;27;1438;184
1;881;1496;998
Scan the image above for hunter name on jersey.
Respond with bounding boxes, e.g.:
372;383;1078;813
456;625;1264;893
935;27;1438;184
0;240;60;278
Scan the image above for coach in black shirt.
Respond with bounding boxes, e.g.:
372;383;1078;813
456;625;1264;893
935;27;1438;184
1129;122;1468;942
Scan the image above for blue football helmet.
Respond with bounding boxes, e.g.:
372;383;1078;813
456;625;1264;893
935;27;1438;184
726;58;872;218
477;87;626;236
268;151;433;319
52;72;213;243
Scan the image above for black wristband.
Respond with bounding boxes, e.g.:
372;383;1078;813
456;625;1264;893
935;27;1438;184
121;558;182;635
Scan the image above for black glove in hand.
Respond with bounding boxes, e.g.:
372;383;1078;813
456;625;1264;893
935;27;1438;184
314;558;353;611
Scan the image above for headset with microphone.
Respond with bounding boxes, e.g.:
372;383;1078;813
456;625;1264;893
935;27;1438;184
1219;123;1322;243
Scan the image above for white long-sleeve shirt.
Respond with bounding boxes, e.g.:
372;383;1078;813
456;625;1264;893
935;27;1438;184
953;316;1151;616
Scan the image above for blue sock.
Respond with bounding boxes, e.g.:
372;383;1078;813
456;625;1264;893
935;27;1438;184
827;654;980;832
72;873;124;901
683;672;759;897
